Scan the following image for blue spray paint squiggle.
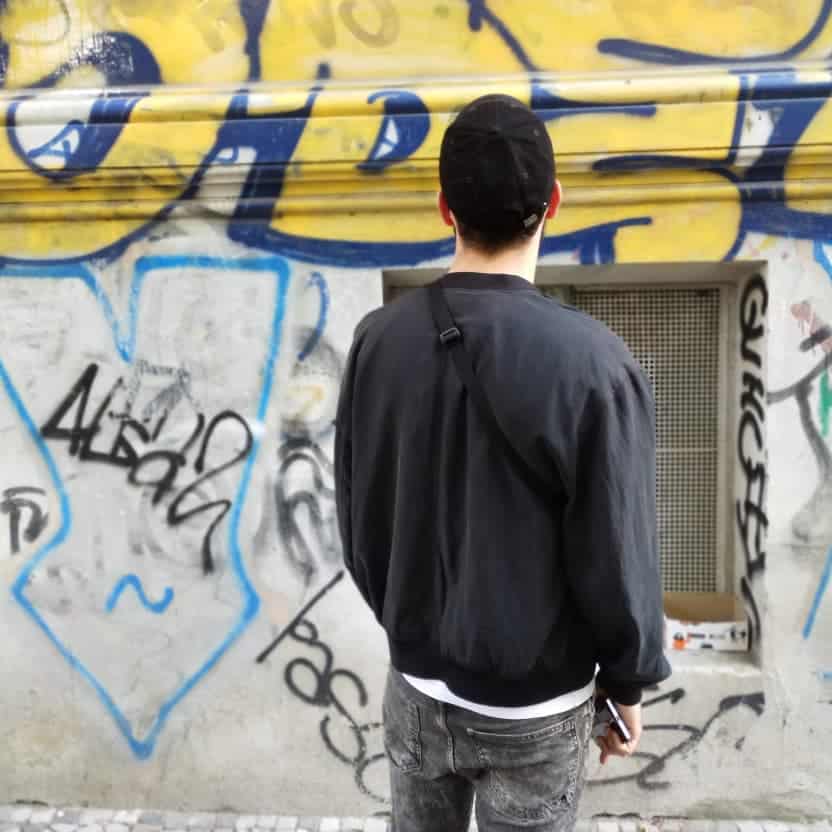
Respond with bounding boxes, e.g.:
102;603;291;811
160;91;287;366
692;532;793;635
105;574;174;614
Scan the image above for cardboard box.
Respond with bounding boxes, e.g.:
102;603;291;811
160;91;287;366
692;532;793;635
663;592;749;652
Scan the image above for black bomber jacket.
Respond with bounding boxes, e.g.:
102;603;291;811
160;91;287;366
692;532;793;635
334;272;671;706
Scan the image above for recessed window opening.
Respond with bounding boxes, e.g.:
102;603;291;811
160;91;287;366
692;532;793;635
384;262;767;649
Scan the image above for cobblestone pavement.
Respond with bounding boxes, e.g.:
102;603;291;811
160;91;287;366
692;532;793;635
0;807;829;832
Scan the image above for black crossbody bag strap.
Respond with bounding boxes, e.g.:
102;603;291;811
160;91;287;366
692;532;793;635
427;281;552;498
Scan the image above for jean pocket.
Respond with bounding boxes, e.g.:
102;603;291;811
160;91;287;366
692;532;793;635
467;713;580;825
382;676;422;774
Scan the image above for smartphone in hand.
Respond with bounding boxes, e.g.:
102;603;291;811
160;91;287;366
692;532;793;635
591;696;632;743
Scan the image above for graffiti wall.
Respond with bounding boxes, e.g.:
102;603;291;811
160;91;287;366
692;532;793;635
1;0;832;820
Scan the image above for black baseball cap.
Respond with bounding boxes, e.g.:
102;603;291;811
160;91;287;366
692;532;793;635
439;94;555;235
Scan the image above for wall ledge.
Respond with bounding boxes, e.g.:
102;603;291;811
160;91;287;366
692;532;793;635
2;65;832;219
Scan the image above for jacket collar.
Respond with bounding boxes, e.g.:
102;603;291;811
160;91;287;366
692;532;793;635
438;272;537;292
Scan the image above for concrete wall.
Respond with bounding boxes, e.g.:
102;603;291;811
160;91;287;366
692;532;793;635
0;0;831;820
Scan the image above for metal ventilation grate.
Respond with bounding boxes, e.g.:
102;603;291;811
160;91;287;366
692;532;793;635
566;287;721;593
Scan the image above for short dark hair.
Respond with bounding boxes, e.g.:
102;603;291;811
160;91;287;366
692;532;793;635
455;214;545;255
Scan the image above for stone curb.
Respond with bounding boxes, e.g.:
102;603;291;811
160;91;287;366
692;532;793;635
0;808;829;832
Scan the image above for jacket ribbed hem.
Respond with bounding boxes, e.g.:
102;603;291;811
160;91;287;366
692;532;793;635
388;638;597;708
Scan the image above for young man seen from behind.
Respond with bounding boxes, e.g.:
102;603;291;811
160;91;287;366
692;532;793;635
335;94;671;832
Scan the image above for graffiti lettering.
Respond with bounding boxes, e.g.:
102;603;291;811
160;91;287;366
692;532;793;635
41;362;253;575
358;91;431;174
307;0;399;48
793;299;832;439
273;307;342;585
769;301;832;543
1;254;290;760
4;0;71;48
590;688;765;790
339;0;399;47
736;275;768;646
276;437;339;586
123;360;197;422
2;0;832;807
1;487;49;555
257;571;387;802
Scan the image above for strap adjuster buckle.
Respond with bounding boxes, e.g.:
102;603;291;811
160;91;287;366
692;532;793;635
439;326;462;345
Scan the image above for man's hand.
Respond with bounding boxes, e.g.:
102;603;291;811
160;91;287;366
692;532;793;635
596;702;642;765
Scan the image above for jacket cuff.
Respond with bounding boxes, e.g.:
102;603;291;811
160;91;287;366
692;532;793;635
600;682;643;706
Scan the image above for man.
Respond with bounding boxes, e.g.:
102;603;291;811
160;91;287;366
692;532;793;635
334;94;671;832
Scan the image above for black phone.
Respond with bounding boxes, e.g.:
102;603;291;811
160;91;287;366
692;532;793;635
592;696;632;744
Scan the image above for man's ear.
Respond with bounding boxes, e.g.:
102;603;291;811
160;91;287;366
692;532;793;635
438;191;455;228
546;180;563;219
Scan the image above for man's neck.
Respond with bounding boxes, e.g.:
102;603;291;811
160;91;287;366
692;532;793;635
446;240;539;284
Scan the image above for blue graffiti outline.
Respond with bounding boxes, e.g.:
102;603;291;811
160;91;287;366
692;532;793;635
597;0;832;66
590;68;832;261
593;72;749;176
0;262;135;359
25;120;84;163
0;68;319;269
0;64;288;268
8;93;149;183
814;240;832;283
531;80;657;122
0;0;9;88
590;72;748;260
3;254;290;758
803;545;832;640
357;90;431;174
549;217;653;265
29;32;162;89
4;32;160;182
0;28;305;267
465;0;538;72
225;57;658;265
105;575;175;615
0;137;212;270
3;40;657;272
6;2;832;276
0;42;7;90
237;217;650;268
735;70;832;248
298;271;330;362
238;0;271;82
1;28;158;91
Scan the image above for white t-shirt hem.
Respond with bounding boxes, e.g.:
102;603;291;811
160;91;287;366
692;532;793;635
401;673;596;720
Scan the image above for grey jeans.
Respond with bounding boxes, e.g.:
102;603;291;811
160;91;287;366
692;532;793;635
382;668;594;832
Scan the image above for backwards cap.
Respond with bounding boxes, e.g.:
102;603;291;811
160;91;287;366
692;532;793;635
439;94;555;235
